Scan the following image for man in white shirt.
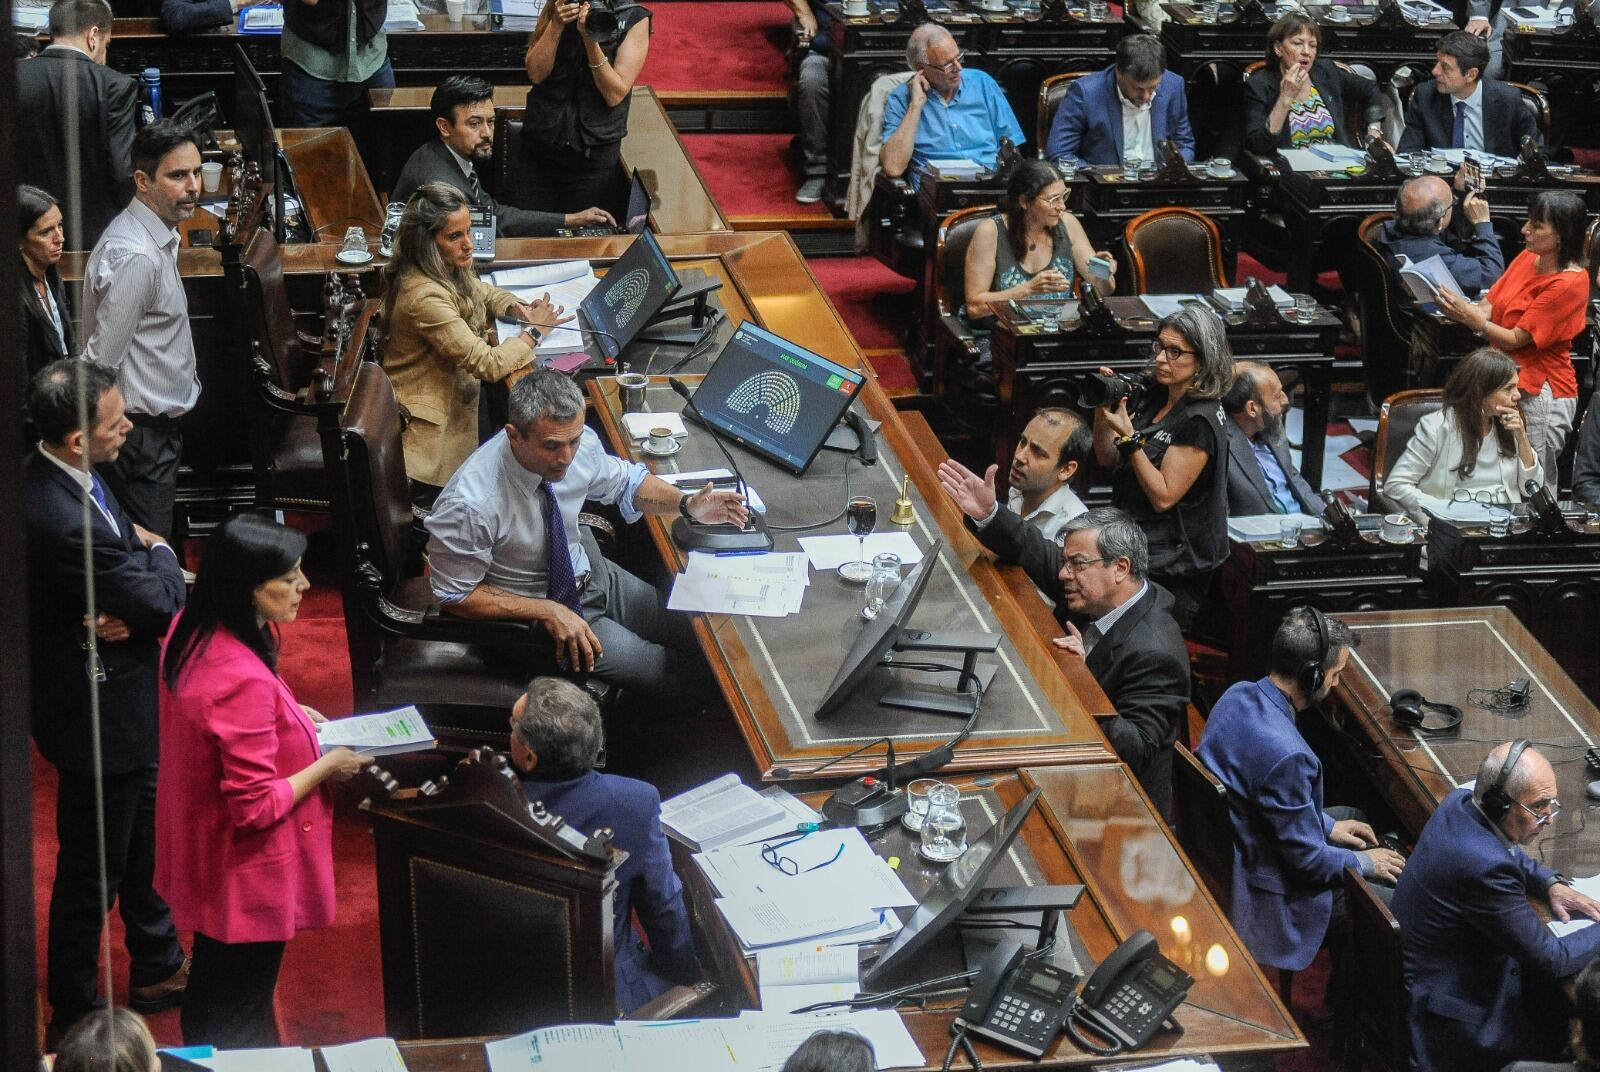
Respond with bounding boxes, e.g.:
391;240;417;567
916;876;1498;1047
1043;34;1194;167
81;121;204;538
935;407;1089;545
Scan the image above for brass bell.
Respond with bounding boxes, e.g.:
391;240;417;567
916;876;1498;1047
890;476;916;526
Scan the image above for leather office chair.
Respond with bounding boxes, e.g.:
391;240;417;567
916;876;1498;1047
1171;743;1233;913
1351;212;1422;407
1338;866;1407;1072
489;106;525;203
1506;81;1551;143
1339;61;1404;148
932;206;999;433
1035;71;1089;157
1370;388;1444;514
1123;208;1229;294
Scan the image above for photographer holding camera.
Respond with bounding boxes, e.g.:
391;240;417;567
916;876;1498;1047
1091;304;1233;633
518;0;650;217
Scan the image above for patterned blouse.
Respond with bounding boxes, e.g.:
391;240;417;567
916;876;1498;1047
1286;88;1336;148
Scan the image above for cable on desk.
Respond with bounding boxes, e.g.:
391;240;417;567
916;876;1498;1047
768;457;857;533
941;1026;983;1071
787;967;980;1015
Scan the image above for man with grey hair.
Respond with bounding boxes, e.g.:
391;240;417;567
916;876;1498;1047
426;369;749;697
1376;174;1503;300
1043;33;1194;166
1394;740;1600;1072
507;677;698;1010
880;23;1023;188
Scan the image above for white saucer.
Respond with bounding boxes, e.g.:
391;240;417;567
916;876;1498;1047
1379;530;1416;545
641;439;682;458
335;249;374;265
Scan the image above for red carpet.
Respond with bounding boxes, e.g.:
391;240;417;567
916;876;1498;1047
639;2;791;92
680;133;828;219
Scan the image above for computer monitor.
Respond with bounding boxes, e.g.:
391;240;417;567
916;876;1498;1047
578;229;681;361
623;170;650;235
231;46;284;241
861;787;1043;990
688;322;864;475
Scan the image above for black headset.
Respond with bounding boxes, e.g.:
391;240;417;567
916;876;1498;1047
1480;738;1531;822
1297;606;1331;698
1389;688;1464;737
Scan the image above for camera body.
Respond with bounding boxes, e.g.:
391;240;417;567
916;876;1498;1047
1077;371;1146;411
584;0;623;36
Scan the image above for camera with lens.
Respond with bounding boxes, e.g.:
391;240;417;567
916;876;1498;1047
1075;371;1146;411
582;0;627;36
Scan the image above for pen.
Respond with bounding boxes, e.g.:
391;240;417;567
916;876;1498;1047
716;549;767;557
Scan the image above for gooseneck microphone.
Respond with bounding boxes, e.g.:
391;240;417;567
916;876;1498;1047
530;321;623;359
667;376;773;552
770;736;899;781
1525;479;1567;536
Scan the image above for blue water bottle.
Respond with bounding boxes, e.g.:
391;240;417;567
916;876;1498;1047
139;68;163;126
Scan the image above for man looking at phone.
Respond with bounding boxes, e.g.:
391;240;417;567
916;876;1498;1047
1377;175;1504;299
1398;31;1536;157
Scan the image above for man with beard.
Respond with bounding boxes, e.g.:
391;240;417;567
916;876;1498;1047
392;76;614;237
82;121;205;538
935;407;1090;545
1196;608;1404;975
1221;361;1322;517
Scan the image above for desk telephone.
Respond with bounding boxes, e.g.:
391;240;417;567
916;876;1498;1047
957;929;1191;1059
469;206;497;261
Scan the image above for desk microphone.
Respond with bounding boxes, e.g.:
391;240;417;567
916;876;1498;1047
1524;479;1567;536
532;321;623;359
667;376;773;553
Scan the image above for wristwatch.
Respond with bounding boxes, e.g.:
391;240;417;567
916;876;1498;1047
678;492;696;522
1115;431;1147;458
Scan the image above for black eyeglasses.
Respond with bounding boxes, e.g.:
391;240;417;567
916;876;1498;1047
761;830;846;875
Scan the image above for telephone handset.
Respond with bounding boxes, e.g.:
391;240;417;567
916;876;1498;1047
1075;929;1193;1051
955;937;1080;1059
1321;490;1361;547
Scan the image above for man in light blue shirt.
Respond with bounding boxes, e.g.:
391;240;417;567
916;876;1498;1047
1221;362;1322;517
880;23;1024;190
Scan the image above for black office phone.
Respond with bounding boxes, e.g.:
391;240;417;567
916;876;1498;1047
956;939;1079;1059
1075;930;1193;1051
469;206;496;261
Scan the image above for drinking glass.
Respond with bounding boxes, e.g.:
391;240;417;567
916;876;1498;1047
1488;507;1512;538
919;784;967;863
1087;0;1108;17
863;552;903;619
902;778;940;833
839;497;878;583
1279;518;1303;548
1122;158;1143;182
1293;294;1319;323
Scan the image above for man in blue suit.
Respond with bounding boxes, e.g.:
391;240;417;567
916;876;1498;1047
1394;740;1600;1072
510;677;699;1013
1044;35;1194;167
1197;609;1404;973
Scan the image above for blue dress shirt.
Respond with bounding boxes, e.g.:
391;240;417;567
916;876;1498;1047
882;68;1025;189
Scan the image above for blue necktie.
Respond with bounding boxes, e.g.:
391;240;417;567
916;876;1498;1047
88;472;110;516
1452;101;1467;150
539;478;581;613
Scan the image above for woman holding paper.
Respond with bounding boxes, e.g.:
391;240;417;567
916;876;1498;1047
382;181;570;503
155;513;367;1047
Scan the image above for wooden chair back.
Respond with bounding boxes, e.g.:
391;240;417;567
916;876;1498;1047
1371;388;1444;513
1124;207;1229;294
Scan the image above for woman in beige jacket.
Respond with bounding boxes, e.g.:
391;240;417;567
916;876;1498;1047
382;181;567;499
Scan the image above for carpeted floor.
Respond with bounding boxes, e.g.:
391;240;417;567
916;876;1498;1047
679;133;826;219
639;1;791;92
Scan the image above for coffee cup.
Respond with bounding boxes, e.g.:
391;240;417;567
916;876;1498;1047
445;0;466;19
201;160;223;194
1382;513;1412;542
842;0;869;14
647;427;675;454
1209;157;1233;178
616;372;648;413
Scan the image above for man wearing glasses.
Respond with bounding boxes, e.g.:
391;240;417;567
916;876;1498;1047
880;23;1024;189
1394;739;1600;1072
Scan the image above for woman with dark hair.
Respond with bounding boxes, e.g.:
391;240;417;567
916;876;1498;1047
18;184;73;382
1436;190;1588;488
154;513;366;1047
962;158;1115;322
780;1030;876;1072
1092;303;1233;631
1383;347;1539;521
519;0;652;215
382;180;567;502
1242;12;1383;156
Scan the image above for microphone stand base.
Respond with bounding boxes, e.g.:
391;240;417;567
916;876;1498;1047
822;778;908;830
671;513;775;553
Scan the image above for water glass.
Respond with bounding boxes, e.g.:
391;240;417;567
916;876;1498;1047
1122;157;1143;182
863;552;903;620
1201;0;1220;20
1488;507;1512;538
1053;157;1077;182
919;784;968;863
1279;518;1303;548
902;778;940;833
340;226;368;258
379;202;405;256
1088;0;1109;18
1294;295;1319;323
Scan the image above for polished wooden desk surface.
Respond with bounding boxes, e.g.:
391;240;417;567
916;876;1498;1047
678;768;1304;1068
1330;606;1600;875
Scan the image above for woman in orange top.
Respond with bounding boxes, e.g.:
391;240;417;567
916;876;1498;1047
1437;190;1589;490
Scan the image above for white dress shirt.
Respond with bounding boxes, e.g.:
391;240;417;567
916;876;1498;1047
1119;85;1156;164
1458;79;1485;154
1007;482;1088;545
1082;580;1148;655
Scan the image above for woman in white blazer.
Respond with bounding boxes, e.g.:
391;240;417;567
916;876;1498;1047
1384;348;1541;521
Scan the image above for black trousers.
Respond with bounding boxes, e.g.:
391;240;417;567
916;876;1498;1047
516;138;626;218
181;932;287;1048
99;417;182;539
1152;567;1219;637
47;763;183;1032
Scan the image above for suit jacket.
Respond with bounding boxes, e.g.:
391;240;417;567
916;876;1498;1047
16;47;137;251
392;138;565;238
1043;67;1195;166
154;624;335;944
383;269;534;487
1377;217;1506;299
1398;79;1539;157
969;505;1188;817
521;769;698;1012
1196;678;1362;970
1243;58;1382;157
1571;402;1600;505
18;258;76;381
1225;420;1320;517
1393;789;1600;1072
24;449;186;775
1382;408;1540;521
160;0;233;31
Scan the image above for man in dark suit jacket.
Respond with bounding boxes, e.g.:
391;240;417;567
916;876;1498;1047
25;359;189;1036
1503;957;1600;1072
1399;31;1538;157
1196;610;1404;971
17;0;138;251
510;677;698;1012
1221;362;1321;516
1043;34;1194;166
392;76;614;237
950;502;1187;817
1393;740;1600;1072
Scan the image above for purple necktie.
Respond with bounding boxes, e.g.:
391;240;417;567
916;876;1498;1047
540;478;581;613
1452;101;1467;150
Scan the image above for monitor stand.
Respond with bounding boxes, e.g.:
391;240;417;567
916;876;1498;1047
879;629;1001;717
634;279;722;345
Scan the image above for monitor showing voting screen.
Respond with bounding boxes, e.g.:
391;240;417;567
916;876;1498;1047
689;323;864;475
580;230;680;361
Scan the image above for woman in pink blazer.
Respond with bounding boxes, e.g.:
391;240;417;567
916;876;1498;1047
154;514;365;1047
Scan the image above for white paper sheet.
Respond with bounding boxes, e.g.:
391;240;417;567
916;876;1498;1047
484;1025;625;1071
758;943;861;1013
685;551;810;587
1277;145;1368;172
12;5;48;29
201;1049;316;1072
614;1020;743;1070
667;573;806;618
316;706;433;755
319;1038;408;1072
655;469;768;513
383;0;423;29
1550;919;1595;938
621;411;689;441
489;260;601;355
660;774;794;851
715;892;879;949
797;533;923;571
1139;294;1206;319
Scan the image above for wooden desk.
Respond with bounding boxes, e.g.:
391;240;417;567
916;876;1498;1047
1159;1;1450;82
986;298;1341;487
679;768;1305;1068
1329;606;1600;878
281;127;386;235
1503;10;1600;150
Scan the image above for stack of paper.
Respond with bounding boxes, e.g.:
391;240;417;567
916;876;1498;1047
1140;293;1207;319
13;1;48;29
383;0;424;29
195;1048;315;1072
667;552;809;618
238;4;284;31
488;260;601;355
1227;513;1324;542
1277;144;1369;172
316;706;435;756
1394;253;1461;303
758;942;861;1013
660;773;799;851
320;1038;409;1072
927;158;984;179
620;411;688;442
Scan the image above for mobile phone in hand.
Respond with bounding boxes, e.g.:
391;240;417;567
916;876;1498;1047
1086;255;1113;280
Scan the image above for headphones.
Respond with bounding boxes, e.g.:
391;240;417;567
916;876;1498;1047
1480;738;1531;822
1296;606;1331;698
1388;688;1464;737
